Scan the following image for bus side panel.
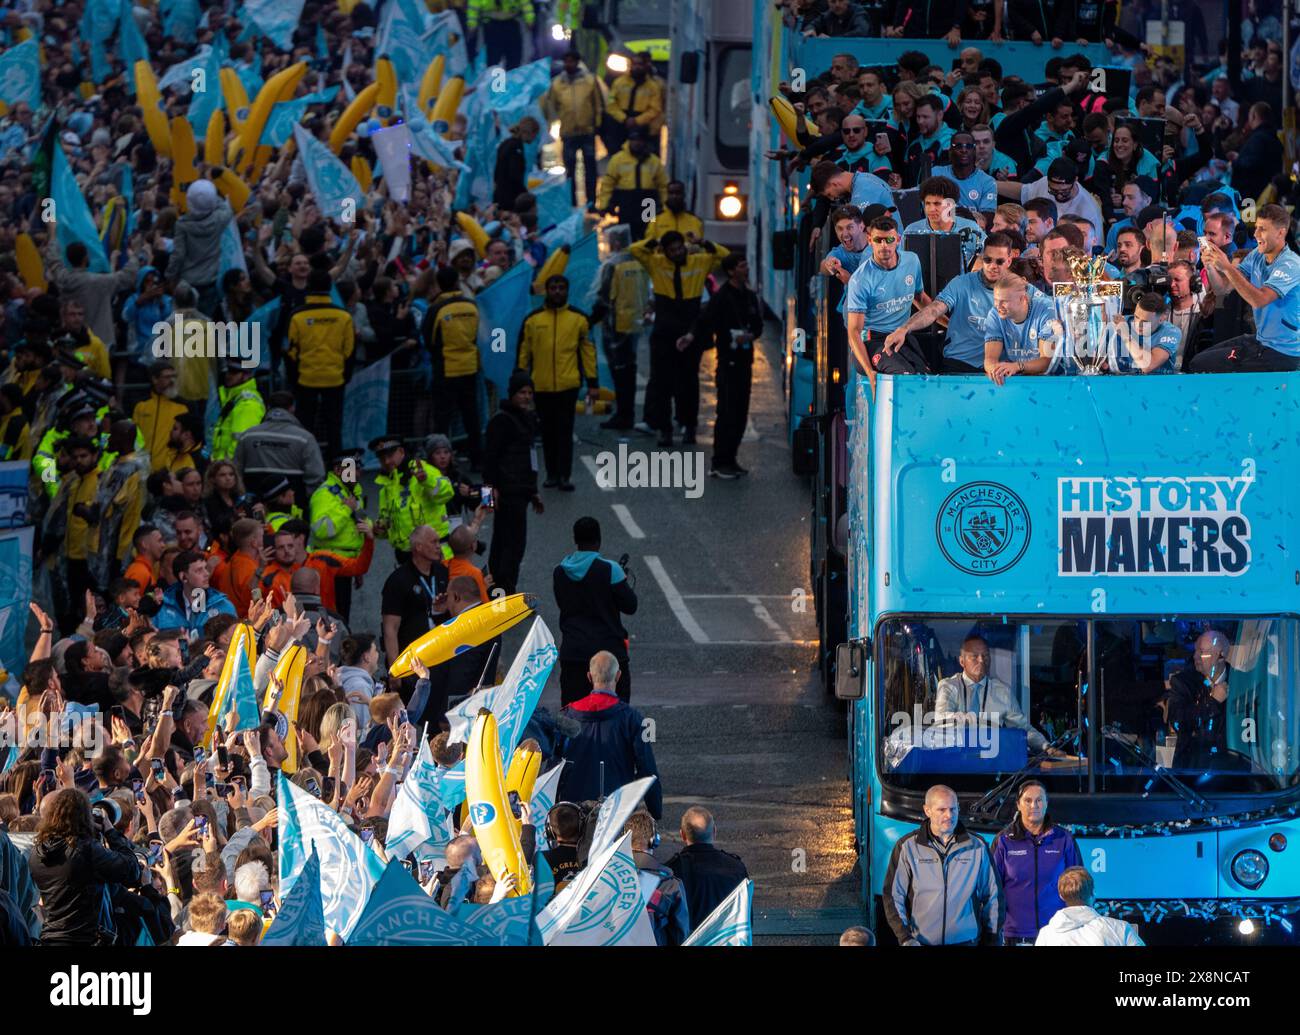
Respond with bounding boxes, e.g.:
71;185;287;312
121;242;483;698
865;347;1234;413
1074;835;1218;899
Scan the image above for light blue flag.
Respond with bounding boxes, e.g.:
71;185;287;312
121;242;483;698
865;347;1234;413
292;122;364;223
564;230;601;311
278;773;385;939
0;39;41;111
530;842;554;939
158;46;210;91
161;0;201;44
528;761;564;827
81;0;118;84
235;60;264;101
187;46;223;135
586;775;657;859
347;860;498;946
474;261;532;395
52;142;110;273
118;0;150;90
541;210;586;251
534;176;574;235
385;740;440;859
0;527;33;684
299;85;340;106
376;0;433;85
245;296;279;371
315;24;328;61
340;355;390;470
684;878;754;946
135;924;154;946
454;894;534;946
400;87;469;172
262;848;327;946
427;9;469;78
445;616;558;752
536;831;656;946
204;375;220;438
260;97;310;147
243;0;305;50
213;621;259;732
1;745;18;776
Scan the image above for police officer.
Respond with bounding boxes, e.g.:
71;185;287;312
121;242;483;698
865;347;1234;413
421;267;482;470
590;225;649;431
211;359;265;462
33;401;98;500
309;447;367;622
261;478;303;532
372;436;454;566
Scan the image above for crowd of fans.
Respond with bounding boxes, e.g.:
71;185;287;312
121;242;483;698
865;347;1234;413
773;1;1300;379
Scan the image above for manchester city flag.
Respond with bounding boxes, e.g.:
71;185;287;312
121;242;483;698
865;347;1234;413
683;878;754;946
292;122;364;226
348;860;497;946
261;848;327;946
536;832;656;947
0;39;41;111
445;617;557;753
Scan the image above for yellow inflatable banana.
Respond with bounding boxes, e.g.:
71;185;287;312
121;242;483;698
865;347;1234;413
505;739;542;804
329;81;380;154
350;155;373;192
769;94;818;147
264;644;307;774
429;76;464;133
15;233;45;291
204;109;226;166
465;709;531;897
388;593;535;678
418;54;445;114
238;61;308;173
532;243;570;294
220;67;250;133
134;61;172;159
210;166;251;212
204;624;255;750
171;116;198;192
375;57;397;116
454;210;491;259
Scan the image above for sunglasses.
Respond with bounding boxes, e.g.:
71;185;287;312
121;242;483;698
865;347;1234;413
951;141;975;149
870;236;898;245
842;127;866;134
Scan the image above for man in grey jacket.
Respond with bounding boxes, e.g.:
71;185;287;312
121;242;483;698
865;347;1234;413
44;225;140;350
883;784;1003;945
168;179;234;317
233;390;327;504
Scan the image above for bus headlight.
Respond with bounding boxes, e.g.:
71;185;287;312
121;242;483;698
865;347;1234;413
716;193;745;219
606;53;631;74
1231;849;1269;890
550;24;567;42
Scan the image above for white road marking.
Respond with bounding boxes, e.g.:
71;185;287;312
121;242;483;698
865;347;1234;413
644;555;710;644
581;454;614;491
610;503;646;539
747;595;792;642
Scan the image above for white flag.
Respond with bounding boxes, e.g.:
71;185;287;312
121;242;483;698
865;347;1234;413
537;832;656;946
370;123;412;203
683;879;754;946
585;775;657;860
445;616;557;752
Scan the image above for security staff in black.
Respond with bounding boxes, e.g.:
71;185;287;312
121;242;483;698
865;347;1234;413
422;266;483;468
628;232;728;447
482;371;543;596
695;253;763;478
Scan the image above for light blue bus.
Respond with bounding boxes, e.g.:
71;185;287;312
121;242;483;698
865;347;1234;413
833;374;1300;943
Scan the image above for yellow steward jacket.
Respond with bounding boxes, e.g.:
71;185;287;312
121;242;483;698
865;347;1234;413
517;304;597;393
607;73;665;134
646;208;704;242
596;146;668;212
287;294;355;388
423;291;481;379
629;238;730;302
132;392;189;472
542;71;605;138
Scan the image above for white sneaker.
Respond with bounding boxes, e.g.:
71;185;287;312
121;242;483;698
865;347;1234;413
632;421;656;436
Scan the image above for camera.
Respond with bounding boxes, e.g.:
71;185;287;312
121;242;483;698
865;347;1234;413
1121;264;1169;314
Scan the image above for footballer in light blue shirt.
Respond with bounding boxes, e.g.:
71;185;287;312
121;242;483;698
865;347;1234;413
822;205;872;314
1202;207;1300;360
844;220;924;383
932;131;997;214
1114;298;1181;374
881;233;1019;371
905;177;987;269
982;275;1062;384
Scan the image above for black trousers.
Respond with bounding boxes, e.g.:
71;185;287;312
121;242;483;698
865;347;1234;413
483;19;523;69
603;331;638;425
645;329;702;433
295;384;345;458
559;657;631;706
712;357;753;467
863;330;934;375
562;133;597;207
941;357;984;374
61;559;95;636
1188;335;1300;373
333;575;353;624
534;388;578;482
488;494;529;596
434;373;482;466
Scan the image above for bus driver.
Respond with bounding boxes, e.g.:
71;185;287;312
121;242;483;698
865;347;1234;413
934;636;1059;755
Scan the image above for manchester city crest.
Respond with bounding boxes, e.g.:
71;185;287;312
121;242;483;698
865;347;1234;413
936;482;1031;575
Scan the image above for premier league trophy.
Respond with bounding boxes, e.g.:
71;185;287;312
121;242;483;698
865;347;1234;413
1051;254;1124;375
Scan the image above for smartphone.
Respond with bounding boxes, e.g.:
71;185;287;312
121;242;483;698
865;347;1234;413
136;789;147;805
507;790;522;819
111;705;126;723
480;484;495;509
260;889;276;915
359;827;374;844
418;859;435;883
322;776;336;800
398;708;409;727
205;771;215;789
216;783;230;798
193;747;206;766
146;841;164;866
150;758;166;781
195;815;208;835
216;745;229;767
305;778;322;798
132;779;143;793
40;768;56;793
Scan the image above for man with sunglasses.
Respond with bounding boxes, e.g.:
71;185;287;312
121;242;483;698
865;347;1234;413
835;115;891;175
883;233;1017;373
1002;156;1103;244
844;216;931;386
931;131;998;220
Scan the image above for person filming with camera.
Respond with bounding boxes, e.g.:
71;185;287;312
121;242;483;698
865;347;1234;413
1192;204;1300;372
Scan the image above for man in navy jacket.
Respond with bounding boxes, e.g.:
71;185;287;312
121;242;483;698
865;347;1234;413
991;780;1082;943
556;652;662;819
553;516;637;704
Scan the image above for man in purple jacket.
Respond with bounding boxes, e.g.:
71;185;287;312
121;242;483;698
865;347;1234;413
992;780;1082;944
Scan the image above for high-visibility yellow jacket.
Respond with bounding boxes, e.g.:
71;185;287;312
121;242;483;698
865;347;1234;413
132;392;189;472
467;0;534;30
377;461;454;550
517;304;597;392
646;208;704;242
309;472;365;557
629;238;729;302
595;255;650;335
423;290;480;379
607;73;665;134
287;294;355;388
596;146;668;213
211;381;266;462
541;71;605;138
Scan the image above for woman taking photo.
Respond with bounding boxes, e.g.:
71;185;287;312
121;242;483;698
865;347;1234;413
202;461;246;532
28;788;144;946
